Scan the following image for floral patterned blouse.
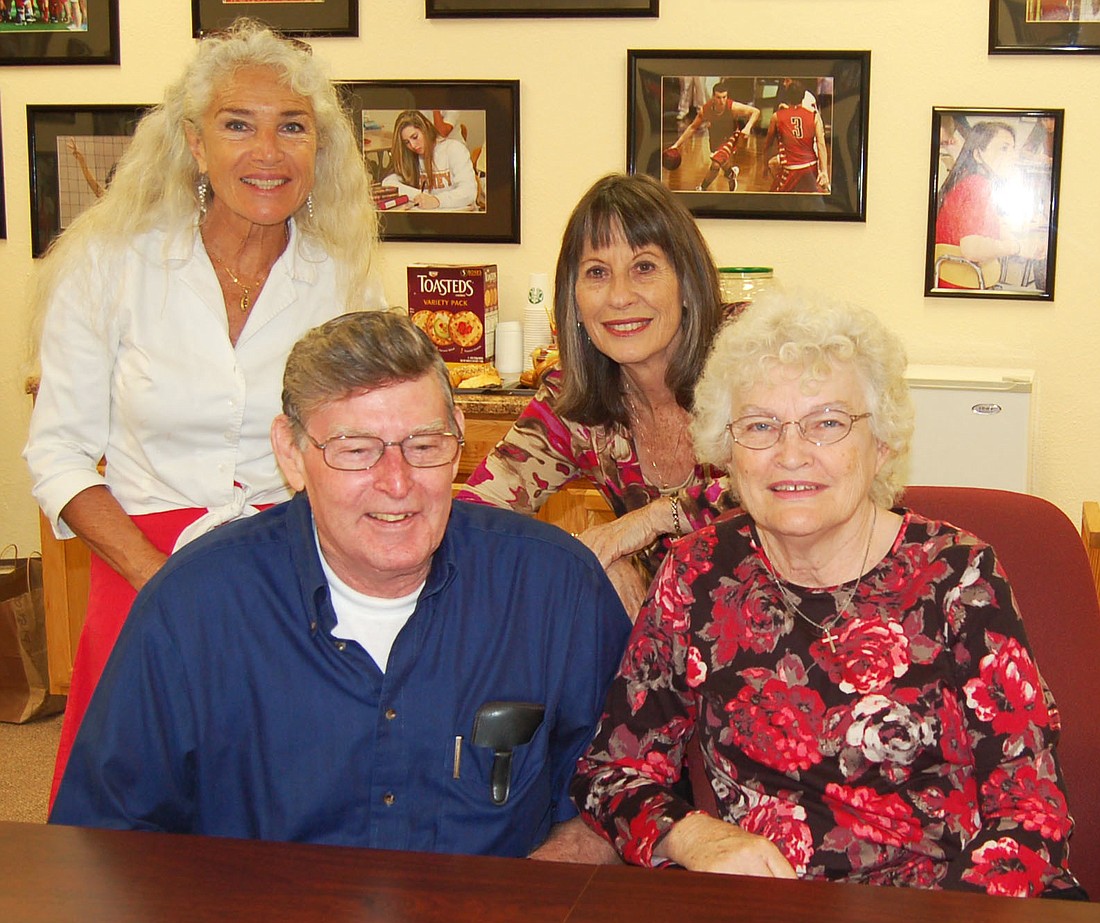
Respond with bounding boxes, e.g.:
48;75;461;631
454;370;734;577
571;509;1083;897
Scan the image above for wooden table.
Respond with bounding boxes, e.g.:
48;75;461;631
2;822;1096;922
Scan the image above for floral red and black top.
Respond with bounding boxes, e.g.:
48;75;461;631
572;509;1083;897
454;370;735;577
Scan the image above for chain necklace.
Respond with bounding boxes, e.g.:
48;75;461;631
625;390;687;491
768;506;877;654
208;251;271;313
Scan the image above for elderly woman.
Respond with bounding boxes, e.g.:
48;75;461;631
456;173;734;615
572;294;1084;897
382;109;477;210
24;19;382;803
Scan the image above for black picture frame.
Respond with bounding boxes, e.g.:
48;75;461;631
0;0;119;66
427;0;657;18
0;105;6;240
27;103;149;258
924;107;1063;301
338;80;520;244
628;50;870;222
192;0;359;37
990;0;1100;53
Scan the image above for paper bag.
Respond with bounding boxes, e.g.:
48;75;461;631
0;546;66;723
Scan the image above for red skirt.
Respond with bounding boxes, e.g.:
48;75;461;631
48;508;208;810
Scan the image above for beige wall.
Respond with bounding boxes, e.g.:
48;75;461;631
2;0;1098;552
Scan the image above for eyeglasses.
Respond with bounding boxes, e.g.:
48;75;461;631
302;430;464;471
727;410;872;450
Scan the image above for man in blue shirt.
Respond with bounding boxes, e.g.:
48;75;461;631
51;311;631;860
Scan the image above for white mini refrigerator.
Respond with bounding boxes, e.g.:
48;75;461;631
904;365;1035;493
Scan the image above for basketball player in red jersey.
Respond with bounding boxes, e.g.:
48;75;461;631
764;81;831;193
670;80;760;191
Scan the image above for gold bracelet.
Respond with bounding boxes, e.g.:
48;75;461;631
669;496;683;537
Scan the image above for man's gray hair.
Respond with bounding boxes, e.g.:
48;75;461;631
282;311;455;438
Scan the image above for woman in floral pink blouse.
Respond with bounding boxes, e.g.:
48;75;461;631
456;174;735;616
571;294;1085;898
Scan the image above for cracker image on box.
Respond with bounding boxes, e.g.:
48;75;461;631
407;264;498;363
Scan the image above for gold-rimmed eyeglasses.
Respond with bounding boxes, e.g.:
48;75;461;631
302;430;464;471
727;410;872;450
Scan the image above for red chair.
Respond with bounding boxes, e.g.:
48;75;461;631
687;486;1099;898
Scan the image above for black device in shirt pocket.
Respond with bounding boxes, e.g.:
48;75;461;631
471;701;546;805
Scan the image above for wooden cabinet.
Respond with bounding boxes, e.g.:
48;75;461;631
35;391;613;695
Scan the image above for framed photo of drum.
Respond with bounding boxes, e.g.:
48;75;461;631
924;107;1063;301
0;0;119;66
990;0;1100;53
426;0;657;17
337;80;520;244
192;0;359;37
627;50;870;222
27;104;148;258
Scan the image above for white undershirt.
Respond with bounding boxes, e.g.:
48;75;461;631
316;534;423;672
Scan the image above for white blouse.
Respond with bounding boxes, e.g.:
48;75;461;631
24;220;362;544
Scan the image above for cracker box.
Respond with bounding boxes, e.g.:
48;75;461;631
407;264;498;364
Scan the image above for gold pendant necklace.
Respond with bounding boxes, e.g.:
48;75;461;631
208;251;269;313
625;391;687;491
767;506;877;654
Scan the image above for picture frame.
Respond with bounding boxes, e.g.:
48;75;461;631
337;80;520;244
0;0;119;66
27;104;149;258
923;107;1062;301
426;0;656;17
989;0;1100;53
0;106;6;240
192;0;359;37
628;50;870;222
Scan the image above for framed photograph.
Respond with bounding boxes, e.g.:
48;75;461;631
0;0;119;66
338;80;520;244
990;0;1100;53
192;0;359;37
27;104;148;258
0;106;6;240
924;107;1062;300
427;0;657;18
628;50;870;222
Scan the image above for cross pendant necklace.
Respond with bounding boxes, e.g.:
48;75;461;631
768;506;877;654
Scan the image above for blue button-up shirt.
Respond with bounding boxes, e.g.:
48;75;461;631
52;495;631;857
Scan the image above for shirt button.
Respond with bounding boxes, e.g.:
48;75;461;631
309;621;318;632
383;793;395;806
385;708;397;720
335;641;347;652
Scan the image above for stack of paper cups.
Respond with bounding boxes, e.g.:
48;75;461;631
522;272;553;370
494;321;524;377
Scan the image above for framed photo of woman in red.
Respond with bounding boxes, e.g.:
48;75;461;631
924;108;1063;301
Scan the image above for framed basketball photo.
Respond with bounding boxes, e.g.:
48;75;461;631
192;0;359;37
628;50;870;222
924;107;1063;300
337;80;519;244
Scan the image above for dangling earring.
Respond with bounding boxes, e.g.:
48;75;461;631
306;193;314;221
197;175;208;217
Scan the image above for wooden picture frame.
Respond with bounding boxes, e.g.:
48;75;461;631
27;104;148;257
628;50;870;222
426;0;657;18
990;0;1100;53
924;107;1063;300
338;80;520;244
192;0;359;37
0;0;119;66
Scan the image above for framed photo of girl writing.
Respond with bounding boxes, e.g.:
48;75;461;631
627;49;870;221
337;80;520;244
924;107;1063;300
426;0;657;16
